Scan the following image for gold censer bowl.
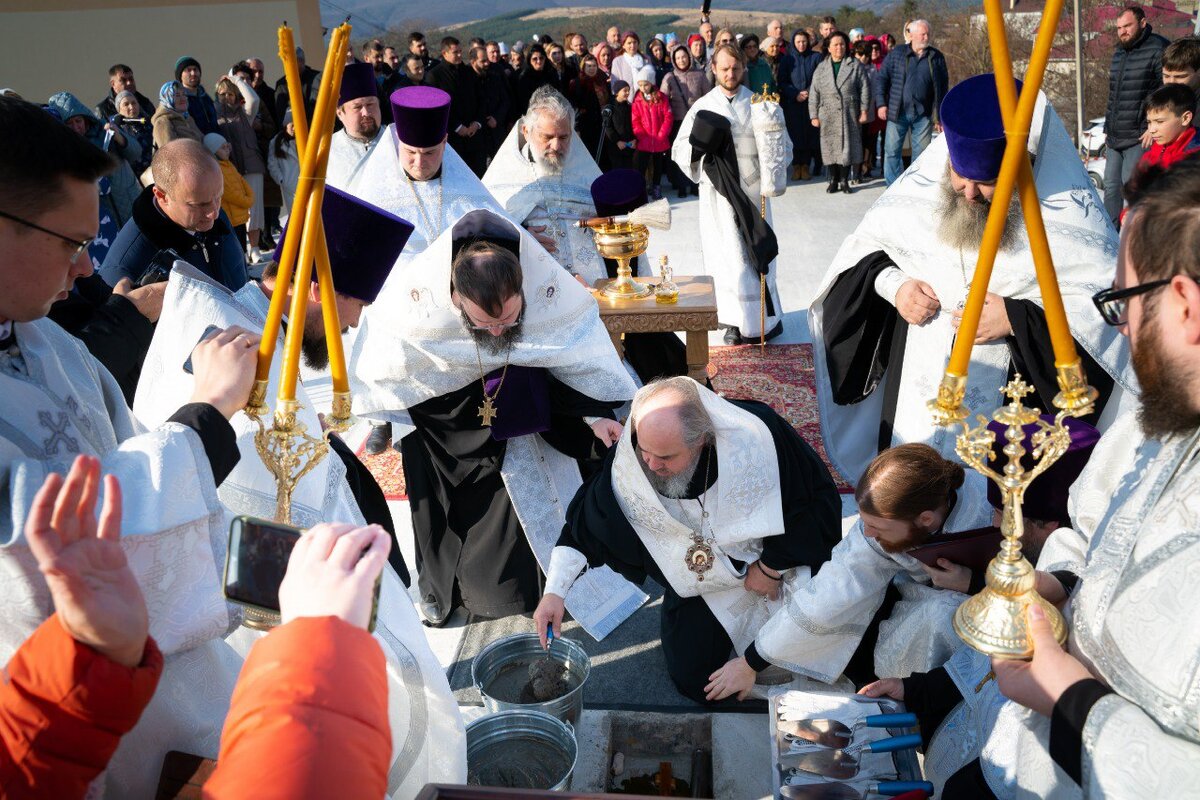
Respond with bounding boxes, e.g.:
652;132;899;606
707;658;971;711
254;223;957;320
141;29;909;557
594;222;653;299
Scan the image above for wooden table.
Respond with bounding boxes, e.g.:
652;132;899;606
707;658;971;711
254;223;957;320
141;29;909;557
591;276;719;383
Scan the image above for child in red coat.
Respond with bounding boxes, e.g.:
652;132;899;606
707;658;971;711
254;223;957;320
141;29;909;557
631;65;674;199
1122;84;1198;224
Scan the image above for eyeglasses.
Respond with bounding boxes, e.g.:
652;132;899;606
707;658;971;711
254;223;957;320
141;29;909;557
460;304;524;331
0;210;94;264
1092;279;1172;326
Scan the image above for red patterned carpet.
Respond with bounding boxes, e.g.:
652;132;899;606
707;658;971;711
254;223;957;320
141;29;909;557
360;342;850;500
708;343;853;493
357;443;408;500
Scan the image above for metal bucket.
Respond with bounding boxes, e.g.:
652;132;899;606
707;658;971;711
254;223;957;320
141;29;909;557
472;633;590;725
466;709;578;791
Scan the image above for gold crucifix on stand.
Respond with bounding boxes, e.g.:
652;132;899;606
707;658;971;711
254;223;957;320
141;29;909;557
926;0;1098;659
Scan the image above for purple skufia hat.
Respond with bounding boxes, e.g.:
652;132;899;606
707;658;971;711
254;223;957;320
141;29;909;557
272;186;414;304
940;73;1023;183
339;62;378;106
591;168;647;217
985;414;1100;525
390;85;451;147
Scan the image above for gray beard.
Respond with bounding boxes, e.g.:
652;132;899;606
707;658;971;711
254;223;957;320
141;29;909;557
935;169;1022;254
641;447;702;499
527;142;565;175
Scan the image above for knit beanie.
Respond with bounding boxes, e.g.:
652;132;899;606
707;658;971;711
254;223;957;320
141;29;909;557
114;90;137;109
612;79;630;96
175;56;201;82
634;65;656;87
203;132;227;155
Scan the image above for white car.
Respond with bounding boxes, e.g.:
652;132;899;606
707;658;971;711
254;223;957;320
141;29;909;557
1081;117;1106;157
1085;145;1107;191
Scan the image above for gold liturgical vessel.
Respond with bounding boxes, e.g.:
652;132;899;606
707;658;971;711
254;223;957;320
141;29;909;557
595;223;653;299
240;21;355;627
575;197;672;299
927;0;1097;658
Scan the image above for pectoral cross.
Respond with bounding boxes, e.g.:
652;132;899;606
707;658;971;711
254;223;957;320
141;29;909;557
478;396;498;426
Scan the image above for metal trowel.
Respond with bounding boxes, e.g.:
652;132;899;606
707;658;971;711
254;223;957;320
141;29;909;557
780;781;933;799
781;733;923;780
778;713;917;748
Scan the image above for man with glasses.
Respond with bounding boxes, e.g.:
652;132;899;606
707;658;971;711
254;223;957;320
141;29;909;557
995;158;1200;800
0;94;260;798
100;139;247;292
352;209;641;630
343;85;504;454
809;74;1133;524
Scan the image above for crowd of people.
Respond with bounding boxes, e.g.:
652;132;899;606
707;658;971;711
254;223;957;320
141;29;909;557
2;5;1200;799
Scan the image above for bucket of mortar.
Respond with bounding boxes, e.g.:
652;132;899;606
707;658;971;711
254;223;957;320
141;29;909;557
472;632;590;725
466;709;578;790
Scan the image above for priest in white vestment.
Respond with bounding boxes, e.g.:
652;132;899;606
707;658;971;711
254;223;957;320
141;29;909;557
342;84;506;454
0;96;260;797
133;187;467;796
483;85;609;285
809;75;1134;526
989;169;1200;799
671;44;791;344
326;62;386;191
351;209;647;636
854;421;1102;800
537;377;841;702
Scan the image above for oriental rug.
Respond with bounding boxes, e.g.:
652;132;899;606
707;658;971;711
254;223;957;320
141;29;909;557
359;342;851;501
707;343;853;493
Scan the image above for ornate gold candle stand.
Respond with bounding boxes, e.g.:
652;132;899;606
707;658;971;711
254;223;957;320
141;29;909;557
927;363;1096;658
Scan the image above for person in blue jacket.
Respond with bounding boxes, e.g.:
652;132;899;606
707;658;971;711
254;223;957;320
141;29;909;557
101;139;247;292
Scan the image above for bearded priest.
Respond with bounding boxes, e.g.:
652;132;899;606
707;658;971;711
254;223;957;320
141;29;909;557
351;209;648;635
343;85;506;455
133;186;468;797
809;74;1133;522
483;85;610;286
534;376;841;703
326;62;386;190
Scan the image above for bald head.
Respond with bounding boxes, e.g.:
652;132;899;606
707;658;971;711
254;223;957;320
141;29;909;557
631;378;715;496
151;139;223;232
152;139;219;194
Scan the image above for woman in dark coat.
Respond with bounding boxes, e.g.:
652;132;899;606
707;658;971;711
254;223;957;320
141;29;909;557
515;45;559;117
779;29;823;180
570;54;611;164
809;31;870;194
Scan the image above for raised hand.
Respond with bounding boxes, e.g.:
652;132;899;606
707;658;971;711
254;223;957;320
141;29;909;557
25;455;148;668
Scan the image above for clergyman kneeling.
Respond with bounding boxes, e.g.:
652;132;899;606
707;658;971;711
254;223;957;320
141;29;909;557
535;376;842;703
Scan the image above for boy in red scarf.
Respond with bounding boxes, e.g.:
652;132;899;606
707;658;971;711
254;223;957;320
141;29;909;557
1139;83;1199;171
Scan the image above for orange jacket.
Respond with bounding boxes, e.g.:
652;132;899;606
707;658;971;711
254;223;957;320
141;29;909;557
0;614;163;800
203;616;390;799
217;158;254;227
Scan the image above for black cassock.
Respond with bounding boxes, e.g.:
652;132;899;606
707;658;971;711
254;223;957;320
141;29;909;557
558;399;842;703
400;371;621;623
327;434;410;587
821;252;1115;453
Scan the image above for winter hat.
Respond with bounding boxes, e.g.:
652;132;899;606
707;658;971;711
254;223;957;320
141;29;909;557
688;34;705;48
174;56;201;82
634;65;656;87
203;132;228;155
612;79;630;96
113;90;137;110
159;80;184;111
282;107;293;126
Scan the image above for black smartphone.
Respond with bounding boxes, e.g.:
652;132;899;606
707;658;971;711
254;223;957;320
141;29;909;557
137;248;180;287
222;516;381;631
182;324;223;374
224;516;300;615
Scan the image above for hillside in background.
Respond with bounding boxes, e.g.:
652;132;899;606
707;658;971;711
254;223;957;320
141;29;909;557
322;0;926;34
